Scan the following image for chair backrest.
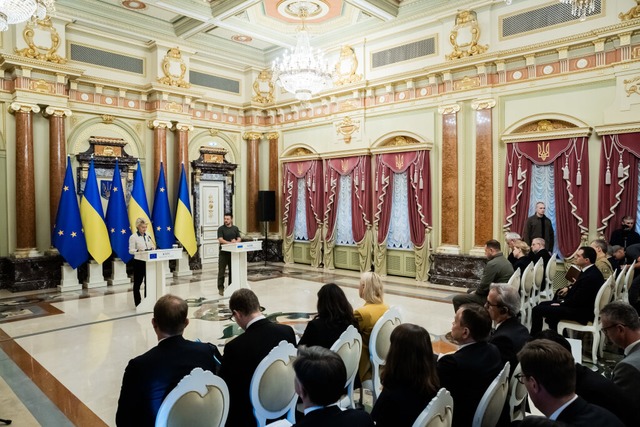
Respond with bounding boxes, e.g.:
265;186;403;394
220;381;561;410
614;265;628;301
472;362;510;427
155;367;229;427
520;262;535;296
507;363;528;422
507;269;521;293
250;340;298;427
545;253;557;286
370;306;403;399
330;325;362;392
533;258;544;289
594;276;615;320
411;388;454;427
623;263;635;302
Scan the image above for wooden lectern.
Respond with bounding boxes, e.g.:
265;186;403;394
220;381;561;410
221;240;262;295
135;248;183;312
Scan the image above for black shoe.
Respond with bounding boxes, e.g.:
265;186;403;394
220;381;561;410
218;288;224;296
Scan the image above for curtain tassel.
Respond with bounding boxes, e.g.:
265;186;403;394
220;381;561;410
576;170;582;186
508;171;513;188
563;165;569;180
361;176;365;191
419;176;424;190
618;160;624;178
605;167;611;185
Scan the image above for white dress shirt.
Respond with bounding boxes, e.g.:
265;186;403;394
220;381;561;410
129;232;155;254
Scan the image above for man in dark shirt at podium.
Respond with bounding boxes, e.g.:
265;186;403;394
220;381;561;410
217;213;241;295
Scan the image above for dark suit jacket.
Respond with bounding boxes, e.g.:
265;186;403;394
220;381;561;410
556;396;625;427
489;317;531;370
298;317;355;349
437;341;502;427
294;406;374;427
115;335;218;427
371;385;435;427
560;265;604;323
219;318;296;427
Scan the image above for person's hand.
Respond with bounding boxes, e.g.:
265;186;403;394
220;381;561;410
557;287;569;297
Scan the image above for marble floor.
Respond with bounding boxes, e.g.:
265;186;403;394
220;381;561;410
0;262;543;426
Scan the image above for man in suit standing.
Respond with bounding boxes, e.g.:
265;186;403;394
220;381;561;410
116;294;219;427
452;239;513;311
220;289;297;427
522;202;554;253
293;346;374;427
600;302;640;409
486;283;531;369
518;339;624;426
438;304;502;427
610;215;640;249
530;246;604;336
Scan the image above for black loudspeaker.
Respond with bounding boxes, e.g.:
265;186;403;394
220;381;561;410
258;191;276;222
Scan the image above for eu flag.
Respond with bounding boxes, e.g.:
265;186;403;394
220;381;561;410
174;163;197;256
128;161;155;244
80;159;111;264
105;159;132;263
151;163;174;249
53;157;89;269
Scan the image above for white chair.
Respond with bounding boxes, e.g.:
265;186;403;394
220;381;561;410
507;363;528;422
472;362;510;427
531;258;545;306
614;264;628;301
330;325;362;409
250;340;297;427
557;277;615;363
369;306;403;403
622;262;635;303
411;387;454;427
519;262;534;329
155;367;229;427
540;253;557;301
507;269;521;293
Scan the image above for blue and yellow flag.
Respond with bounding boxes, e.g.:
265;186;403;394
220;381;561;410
53;157;89;269
80;159;111;264
105;159;132;263
128;161;155;243
174;164;197;256
152;163;174;249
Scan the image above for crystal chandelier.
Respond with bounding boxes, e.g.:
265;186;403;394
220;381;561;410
559;0;595;21
272;2;332;102
0;0;55;32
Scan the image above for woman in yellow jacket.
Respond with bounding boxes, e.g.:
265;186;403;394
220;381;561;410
354;271;389;386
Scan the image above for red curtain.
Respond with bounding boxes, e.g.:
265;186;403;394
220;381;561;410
282;160;324;238
597;133;640;240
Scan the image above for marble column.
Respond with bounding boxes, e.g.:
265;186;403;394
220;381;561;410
472;99;496;247
267;132;279;233
45;107;72;236
9;103;41;257
244;132;262;233
149;120;172;187
174;123;193;187
438;103;460;253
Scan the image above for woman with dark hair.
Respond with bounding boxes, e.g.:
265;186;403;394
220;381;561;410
299;283;358;349
371;323;440;427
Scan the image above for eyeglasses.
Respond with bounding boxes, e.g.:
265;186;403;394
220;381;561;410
514;373;528;384
601;323;626;334
484;301;503;309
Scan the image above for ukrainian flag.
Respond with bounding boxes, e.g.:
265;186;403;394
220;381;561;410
53;157;89;269
151;163;174;249
105;158;133;263
174;164;197;256
128;161;155;244
80;159;111;264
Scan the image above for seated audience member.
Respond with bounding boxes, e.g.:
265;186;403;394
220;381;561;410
530;238;552;288
530;246;604;336
506;232;522;267
511;240;532;274
590;239;613;280
116;294;220;427
452;239;513;311
354;271;389;386
608;245;626;276
536;330;634;427
219;289;296;427
293;346;374;427
437;304;502;427
371;324;439;427
299;283;357;349
610;215;640;249
600;301;640;409
623;241;640;266
486;283;531;369
517;339;624;426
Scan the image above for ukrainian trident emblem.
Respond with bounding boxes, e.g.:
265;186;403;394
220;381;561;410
537;142;550;162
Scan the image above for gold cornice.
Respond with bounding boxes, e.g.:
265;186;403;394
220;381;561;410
0;53;83;76
370;142;432;155
243;132;262;141
438;104;460;115
9;103;40;114
594;123;640;136
471;98;496;110
502;127;592;143
320;148;371;160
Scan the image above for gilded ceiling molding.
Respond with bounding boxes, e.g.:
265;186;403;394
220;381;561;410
157;47;190;88
252;69;274;104
334;45;362;86
9;103;40;114
437;103;460;115
619;1;640;21
15;18;66;64
471;99;496;110
446;10;488;61
243;132;263;141
594;123;640;136
623;76;640;97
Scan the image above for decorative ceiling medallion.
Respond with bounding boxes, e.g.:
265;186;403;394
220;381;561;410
277;0;330;21
121;1;147;10
232;35;252;43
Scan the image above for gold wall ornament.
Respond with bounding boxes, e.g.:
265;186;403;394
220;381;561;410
252;69;274;104
266;132;279;140
446;10;488;61
290;147;313;157
537;142;550;161
243;132;263;141
164;101;183;113
200;146;228;164
336;116;360;144
454;75;480;91
383;136;419;147
29;79;53;93
536;120;555;132
209;128;219;137
619;1;640;21
157;47;191;88
512;119;574;134
102;115;115;124
624;76;640;97
15;18;66;64
339;99;358;111
333;45;362;86
394;154;404;169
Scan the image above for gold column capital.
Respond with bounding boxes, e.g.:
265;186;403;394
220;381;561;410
266;132;279;141
437;103;460;115
471;99;496;110
148;119;173;130
174;123;194;132
44;107;73;117
9;102;40;114
243;132;263;141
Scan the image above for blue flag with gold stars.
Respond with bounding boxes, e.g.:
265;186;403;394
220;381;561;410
53;157;89;269
151;163;174;249
105;159;132;263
